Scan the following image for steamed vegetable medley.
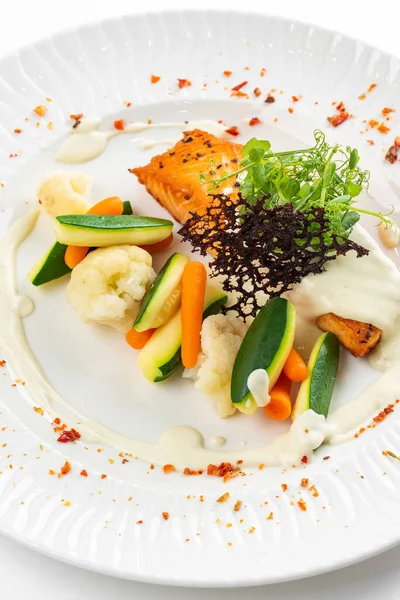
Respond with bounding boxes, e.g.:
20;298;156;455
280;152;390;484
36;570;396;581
29;173;341;423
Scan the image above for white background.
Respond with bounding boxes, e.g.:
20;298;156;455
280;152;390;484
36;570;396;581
1;1;399;598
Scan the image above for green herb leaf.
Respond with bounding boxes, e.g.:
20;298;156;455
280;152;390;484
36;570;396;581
242;138;271;156
341;211;360;231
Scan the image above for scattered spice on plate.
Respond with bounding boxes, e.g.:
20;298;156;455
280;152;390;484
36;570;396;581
368;83;377;93
80;469;88;477
234;499;242;512
58;460;71;477
0;361;6;367
136;520;143;525
373;404;394;423
225;125;240;136
382;107;395;117
177;79;192;89
231;81;248;92
288;107;294;114
327;111;350;127
298;499;307;512
300;478;309;488
163;464;175;474
231;90;249;98
308;484;319;497
301;455;308;464
366;139;375;146
150;75;160;84
57;428;81;443
217;492;230;503
266;512;274;520
223;70;232;77
70;113;83;121
101;474;107;479
382;450;400;460
249;117;261;126
265;94;275;103
183;468;204;476
33;406;44;416
292;95;299;102
368;119;379;129
323;456;330;461
253;87;261;97
162;512;169;521
248;526;256;534
260;68;266;77
207;462;237;478
281;483;288;492
114;119;125;131
14;128;22;134
33;105;47;117
377;122;390;134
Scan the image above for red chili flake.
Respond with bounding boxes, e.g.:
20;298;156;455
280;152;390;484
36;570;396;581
253;87;261;97
260;68;266;77
53;417;61;425
223;70;232;77
33;406;44;416
231;81;248;92
288;107;294;114
374;405;394;423
150;464;155;470
292;95;299;103
323;456;330;461
377;122;390;134
300;478;309;488
150;75;160;84
281;483;288;492
308;484;319;497
33;105;47;117
49;469;55;475
368;119;379;128
113;119;125;131
236;460;243;465
258;463;265;470
336;101;346;112
59;460;71;477
234;499;242;512
368;83;377;93
327;112;350;127
70;113;83;121
207;462;237;477
100;473;107;479
80;469;88;477
0;360;5;367
225;126;240;136
298;499;307;512
231;90;248;98
57;428;81;443
382;107;395;117
177;79;192;89
366;139;375;145
162;512;169;521
249;117;261;126
301;455;308;464
266;512;274;520
394;137;400;148
183;468;203;476
136;520;143;525
265;94;275;103
359;93;367;100
244;66;250;71
163;464;175;474
14;128;22;134
216;492;230;503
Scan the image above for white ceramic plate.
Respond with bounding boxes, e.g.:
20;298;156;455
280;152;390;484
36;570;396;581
1;10;400;587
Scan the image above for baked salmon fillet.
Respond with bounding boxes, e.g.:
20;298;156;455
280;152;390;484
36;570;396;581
317;313;382;358
130;129;243;224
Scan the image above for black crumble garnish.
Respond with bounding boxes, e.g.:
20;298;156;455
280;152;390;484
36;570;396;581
216;164;222;170
178;195;369;319
169;152;176;156
72;120;81;129
183;136;193;144
159;161;164;169
196;152;204;158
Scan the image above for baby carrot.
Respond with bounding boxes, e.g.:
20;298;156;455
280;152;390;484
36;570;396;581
140;233;174;253
64;196;124;268
181;262;207;369
126;327;155;350
283;348;308;382
264;372;292;421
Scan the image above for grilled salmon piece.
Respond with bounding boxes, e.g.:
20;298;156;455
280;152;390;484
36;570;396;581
317;313;382;358
130;129;243;224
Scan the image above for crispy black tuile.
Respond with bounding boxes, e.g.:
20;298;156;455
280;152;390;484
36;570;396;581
178;195;368;319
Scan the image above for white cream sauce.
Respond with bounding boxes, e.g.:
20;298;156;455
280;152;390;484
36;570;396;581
286;224;400;364
56;118;228;164
1;215;400;469
247;369;270;407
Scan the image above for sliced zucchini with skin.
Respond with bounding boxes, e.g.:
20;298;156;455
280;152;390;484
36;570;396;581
292;332;340;420
29;241;71;286
137;284;228;382
55;214;173;247
134;252;189;332
231;297;296;416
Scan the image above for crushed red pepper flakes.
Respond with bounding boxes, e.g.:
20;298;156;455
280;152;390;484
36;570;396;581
383;450;400;460
136;520;143;525
0;361;5;367
223;70;232;77
207;462;237;478
265;94;275;104
150;75;160;84
281;483;288;492
249;117;261;126
266;512;274;520
53;417;61;425
113;119;125;131
301;455;308;464
382;107;395;117
394;137;400;148
70;113;83;121
231;81;248;92
288;107;294;114
308;484;319;497
292;95;299;102
33;105;47;117
231;90;248;98
177;78;192;89
49;469;55;476
367;83;377;93
300;478;309;488
225;126;240;137
33;406;44;416
327;112;350;127
57;428;81;443
163;464;175;474
366;139;375;146
336;101;346;112
260;68;266;77
183;468;203;476
377;122;390;134
234;499;242;512
258;463;265;470
359;93;367;100
80;469;88;477
101;474;107;479
373;405;394;423
253;87;261;97
217;492;230;503
298;498;307;512
58;460;71;477
162;511;169;521
14;128;22;134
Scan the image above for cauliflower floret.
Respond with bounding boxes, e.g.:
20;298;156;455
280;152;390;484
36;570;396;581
66;245;155;332
38;172;91;217
192;313;247;418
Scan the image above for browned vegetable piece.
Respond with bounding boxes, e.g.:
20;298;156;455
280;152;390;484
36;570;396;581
316;313;382;358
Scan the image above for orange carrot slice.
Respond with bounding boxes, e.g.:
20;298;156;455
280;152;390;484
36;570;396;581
126;328;155;350
283;348;308;382
264;372;292;421
64;196;124;269
181;262;207;369
140;233;174;253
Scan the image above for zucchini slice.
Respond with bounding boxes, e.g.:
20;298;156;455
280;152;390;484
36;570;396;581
137;284;227;382
55;214;173;247
231;297;296;415
29;241;71;286
292;332;340;420
134;252;189;332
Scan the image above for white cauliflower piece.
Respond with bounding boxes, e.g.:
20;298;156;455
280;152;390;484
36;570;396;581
66;245;155;332
38;172;91;217
193;314;247;418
